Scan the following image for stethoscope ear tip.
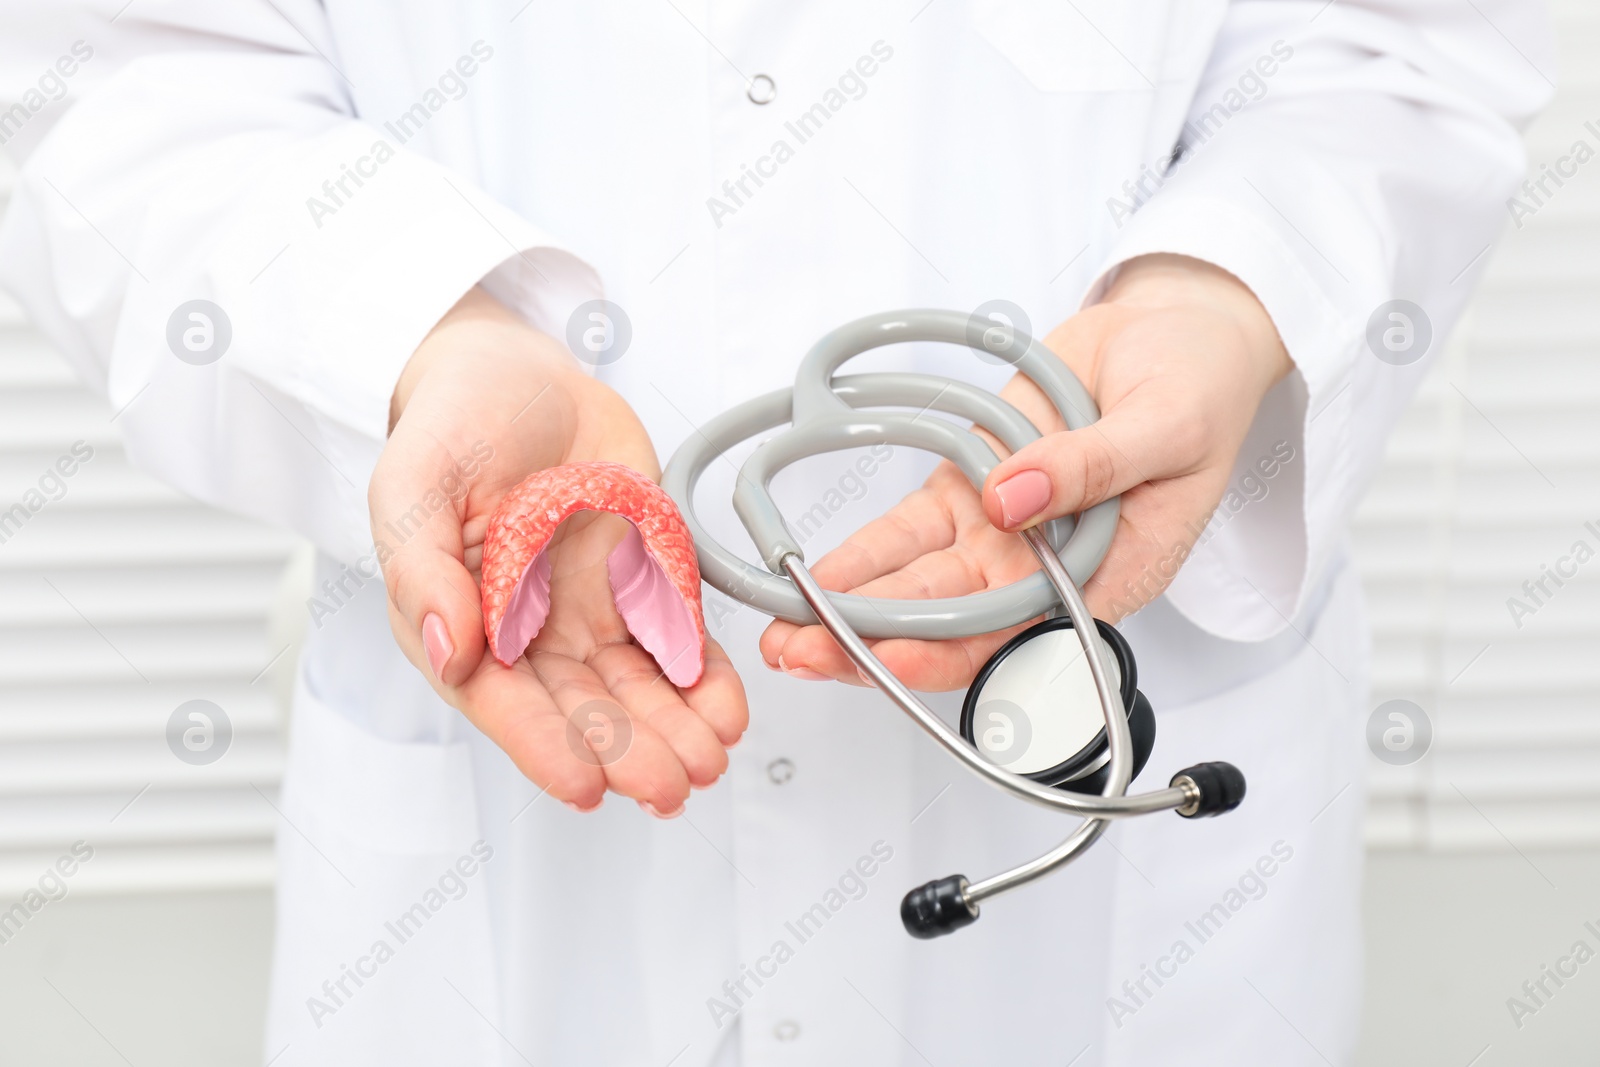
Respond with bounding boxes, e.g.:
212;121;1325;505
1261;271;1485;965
900;875;979;939
1170;761;1247;818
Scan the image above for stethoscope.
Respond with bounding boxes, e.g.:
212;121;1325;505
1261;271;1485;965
661;309;1245;939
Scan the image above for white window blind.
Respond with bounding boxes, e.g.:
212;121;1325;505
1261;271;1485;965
0;156;297;896
1356;0;1598;850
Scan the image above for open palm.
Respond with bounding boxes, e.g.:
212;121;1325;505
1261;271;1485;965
372;290;747;814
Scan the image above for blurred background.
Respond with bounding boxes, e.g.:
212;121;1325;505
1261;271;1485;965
0;2;1593;1064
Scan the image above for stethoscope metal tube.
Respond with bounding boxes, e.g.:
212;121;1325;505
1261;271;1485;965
782;538;1191;822
784;525;1188;933
963;526;1133;906
661;308;1246;940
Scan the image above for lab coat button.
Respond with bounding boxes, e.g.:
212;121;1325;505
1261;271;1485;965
767;758;795;784
747;74;776;105
772;1019;800;1041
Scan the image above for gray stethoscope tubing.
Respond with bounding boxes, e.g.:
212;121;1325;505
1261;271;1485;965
661;309;1239;936
664;313;1119;636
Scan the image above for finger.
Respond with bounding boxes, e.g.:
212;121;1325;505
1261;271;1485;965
589;643;730;789
771;547;1000;689
770;616;1032;692
681;639;750;748
857;627;1030;692
1077;481;1213;623
981;396;1196;533
443;650;608;809
757;617;806;675
763;547;976;678
758;478;961;671
805;482;957;593
759;617;873;684
370;447;486;689
528;649;693;814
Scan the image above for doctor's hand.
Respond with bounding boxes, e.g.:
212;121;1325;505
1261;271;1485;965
759;254;1292;691
371;288;747;815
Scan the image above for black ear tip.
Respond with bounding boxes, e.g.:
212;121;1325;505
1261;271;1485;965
1172;761;1246;817
901;876;979;939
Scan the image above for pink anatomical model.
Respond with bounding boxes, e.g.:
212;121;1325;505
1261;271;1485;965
480;461;706;688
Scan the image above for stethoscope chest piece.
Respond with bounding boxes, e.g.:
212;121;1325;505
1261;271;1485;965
961;617;1155;795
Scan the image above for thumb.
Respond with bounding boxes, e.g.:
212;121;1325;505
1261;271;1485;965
369;451;489;690
981;403;1189;531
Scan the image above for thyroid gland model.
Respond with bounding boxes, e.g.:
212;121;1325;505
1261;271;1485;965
480;461;706;687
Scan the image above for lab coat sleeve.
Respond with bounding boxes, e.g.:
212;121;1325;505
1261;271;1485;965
0;1;600;563
1081;0;1553;641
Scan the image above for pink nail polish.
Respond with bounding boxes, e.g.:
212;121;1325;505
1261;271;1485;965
422;612;454;681
638;799;683;819
778;655;830;682
993;469;1052;528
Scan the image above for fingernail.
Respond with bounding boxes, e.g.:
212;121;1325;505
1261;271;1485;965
994;469;1052;528
422;612;453;681
563;797;603;813
857;667;876;687
639;799;683;819
778;655;830;682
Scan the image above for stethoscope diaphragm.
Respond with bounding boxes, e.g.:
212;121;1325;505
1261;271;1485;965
961;616;1155;794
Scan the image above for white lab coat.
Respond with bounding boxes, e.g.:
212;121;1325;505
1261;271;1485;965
0;1;1551;1064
